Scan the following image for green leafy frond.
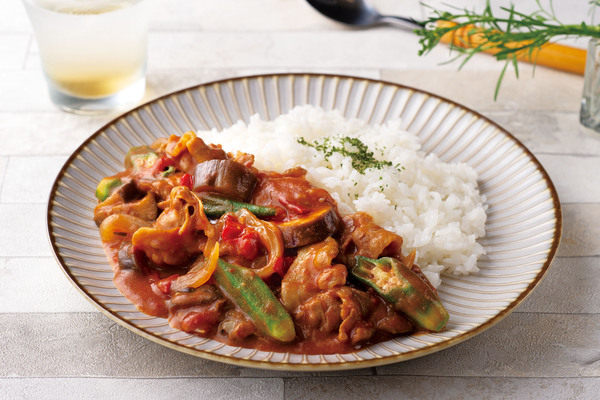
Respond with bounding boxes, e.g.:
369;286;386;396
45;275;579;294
416;0;600;98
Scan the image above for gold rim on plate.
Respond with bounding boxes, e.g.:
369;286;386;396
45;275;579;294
47;73;562;370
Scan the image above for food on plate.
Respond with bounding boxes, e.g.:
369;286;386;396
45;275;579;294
199;106;487;287
93;106;487;354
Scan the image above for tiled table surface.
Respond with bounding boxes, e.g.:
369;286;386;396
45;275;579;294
2;0;600;399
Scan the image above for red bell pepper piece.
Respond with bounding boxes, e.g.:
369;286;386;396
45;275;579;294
221;214;244;240
155;274;179;295
180;173;194;189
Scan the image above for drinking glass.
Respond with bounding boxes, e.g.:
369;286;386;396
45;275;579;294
23;0;152;114
580;38;600;131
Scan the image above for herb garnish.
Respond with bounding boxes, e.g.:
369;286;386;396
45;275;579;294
416;0;600;99
297;136;402;174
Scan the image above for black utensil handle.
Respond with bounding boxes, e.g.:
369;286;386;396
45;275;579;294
377;15;424;30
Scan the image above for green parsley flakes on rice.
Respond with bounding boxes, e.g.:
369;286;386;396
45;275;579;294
199;105;487;287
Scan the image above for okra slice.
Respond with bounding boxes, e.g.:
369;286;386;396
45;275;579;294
213;259;295;342
95;177;122;201
198;193;277;218
351;256;449;332
124;146;158;170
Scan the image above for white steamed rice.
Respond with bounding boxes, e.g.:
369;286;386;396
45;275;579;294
198;105;487;287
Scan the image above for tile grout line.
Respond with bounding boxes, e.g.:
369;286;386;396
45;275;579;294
0;375;292;382
0;372;599;381
0;157;9;204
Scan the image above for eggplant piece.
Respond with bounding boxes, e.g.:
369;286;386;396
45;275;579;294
193;159;257;201
117;244;139;270
116;243;149;272
117;181;146;203
276;205;340;248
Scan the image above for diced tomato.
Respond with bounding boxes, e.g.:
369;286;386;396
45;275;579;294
179;173;194;188
273;257;285;277
284;256;295;269
155;274;179;295
220;215;261;260
273;256;294;277
221;215;244;240
235;228;260;260
267;255;294;285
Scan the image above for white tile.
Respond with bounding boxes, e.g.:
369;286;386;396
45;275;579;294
148;0;592;33
559;204;600;257
0;257;96;312
536;153;600;203
151;0;327;31
149;0;424;32
382;67;583;112
373;0;424;19
285;376;600;400
0;310;368;376
143;67;381;103
0;34;30;70
1;313;242;377
518;257;600;313
1;155;68;203
21;48;41;70
0;71;55;112
0;0;32;33
0;157;7;190
377;312;600;377
146;31;505;71
486;111;599;155
420;0;486;17
0;377;284;399
0;112;111;156
0;204;51;257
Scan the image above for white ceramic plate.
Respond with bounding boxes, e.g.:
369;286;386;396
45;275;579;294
47;73;561;370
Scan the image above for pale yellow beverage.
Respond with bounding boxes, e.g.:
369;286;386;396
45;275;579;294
24;0;151;113
48;66;141;99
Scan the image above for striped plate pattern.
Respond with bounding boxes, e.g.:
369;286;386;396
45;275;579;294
47;74;561;370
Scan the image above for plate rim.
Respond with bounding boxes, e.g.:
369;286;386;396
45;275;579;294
46;72;562;370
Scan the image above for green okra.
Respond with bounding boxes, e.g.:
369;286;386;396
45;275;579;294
214;259;295;342
198;193;277;218
95;177;122;201
351;256;449;332
124;146;158;170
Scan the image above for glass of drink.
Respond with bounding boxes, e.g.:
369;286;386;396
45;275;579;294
581;38;600;132
23;0;152;114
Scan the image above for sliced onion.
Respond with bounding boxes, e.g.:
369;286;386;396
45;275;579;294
171;242;220;292
99;214;152;244
235;208;284;279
